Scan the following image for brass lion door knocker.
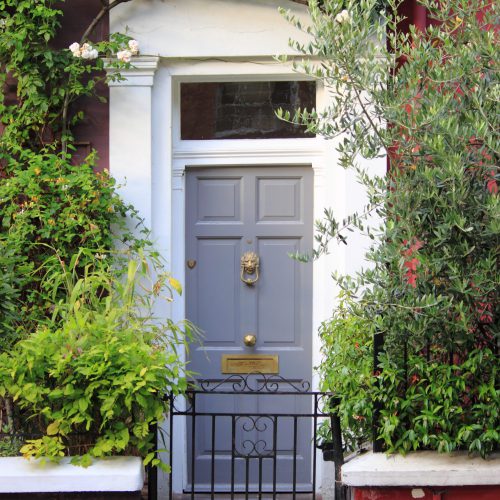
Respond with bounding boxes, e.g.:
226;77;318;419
240;251;260;286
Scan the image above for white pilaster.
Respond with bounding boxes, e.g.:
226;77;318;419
108;56;160;230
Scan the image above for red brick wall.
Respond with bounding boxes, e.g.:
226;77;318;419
353;486;500;500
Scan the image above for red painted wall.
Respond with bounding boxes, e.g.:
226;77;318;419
397;0;428;33
353;486;500;500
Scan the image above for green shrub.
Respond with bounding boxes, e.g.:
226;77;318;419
284;0;499;456
0;149;134;350
0;435;23;457
317;295;374;452
0;243;23;352
0;1;192;467
0;254;190;468
376;349;498;455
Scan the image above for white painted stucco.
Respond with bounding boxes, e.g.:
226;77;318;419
0;456;144;493
111;0;312;58
342;451;500;487
109;1;385;497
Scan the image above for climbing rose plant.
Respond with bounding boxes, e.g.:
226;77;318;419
0;0;142;352
281;0;498;456
0;0;190;467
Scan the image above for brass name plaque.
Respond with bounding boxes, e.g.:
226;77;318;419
221;354;279;374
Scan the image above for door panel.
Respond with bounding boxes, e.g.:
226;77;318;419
197;177;242;222
186;166;313;492
257;177;302;222
257;238;299;345
196;239;241;345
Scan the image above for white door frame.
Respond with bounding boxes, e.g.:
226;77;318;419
110;56;350;496
169;61;345;495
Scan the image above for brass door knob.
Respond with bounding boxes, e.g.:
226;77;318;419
243;334;257;347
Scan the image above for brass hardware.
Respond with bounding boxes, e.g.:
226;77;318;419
240;251;260;285
221;354;279;374
243;334;257;347
187;259;196;269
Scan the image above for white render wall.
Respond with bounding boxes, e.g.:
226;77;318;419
109;1;385;497
342;451;500;487
0;457;144;493
111;0;312;58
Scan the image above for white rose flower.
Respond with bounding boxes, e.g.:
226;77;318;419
128;39;139;55
80;43;98;60
117;49;132;63
335;9;351;24
69;42;81;56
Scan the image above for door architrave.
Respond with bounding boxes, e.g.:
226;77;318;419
152;60;346;495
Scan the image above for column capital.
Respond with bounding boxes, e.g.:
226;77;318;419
107;56;160;87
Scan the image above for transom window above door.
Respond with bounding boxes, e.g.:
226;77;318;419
180;81;316;140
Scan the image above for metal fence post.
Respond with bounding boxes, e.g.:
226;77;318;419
147;422;158;500
373;330;385;453
329;397;346;500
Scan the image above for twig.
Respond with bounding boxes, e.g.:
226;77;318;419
5;397;14;433
80;0;133;44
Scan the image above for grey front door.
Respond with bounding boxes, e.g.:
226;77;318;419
185;165;313;492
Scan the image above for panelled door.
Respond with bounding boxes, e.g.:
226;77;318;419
185;165;313;492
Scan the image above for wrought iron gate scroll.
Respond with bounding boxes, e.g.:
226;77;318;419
163;373;343;499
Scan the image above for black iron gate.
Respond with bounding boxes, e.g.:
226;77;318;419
157;374;345;499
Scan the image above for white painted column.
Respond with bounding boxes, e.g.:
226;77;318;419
108;56;160;230
109;56;166;499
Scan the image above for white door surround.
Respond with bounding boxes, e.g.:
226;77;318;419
108;55;354;496
108;4;383;500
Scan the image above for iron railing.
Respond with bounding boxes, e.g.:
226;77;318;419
150;373;346;500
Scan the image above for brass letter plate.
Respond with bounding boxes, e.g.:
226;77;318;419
221;354;279;374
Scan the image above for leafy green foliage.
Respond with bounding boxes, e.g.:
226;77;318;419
0;0;142;350
0;0;135;152
376;349;498;456
0;255;191;468
285;0;499;455
0;149;135;350
0;1;191;467
0;435;22;457
0;242;22;351
317;295;374;451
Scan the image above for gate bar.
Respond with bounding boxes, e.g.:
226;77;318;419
164;375;344;499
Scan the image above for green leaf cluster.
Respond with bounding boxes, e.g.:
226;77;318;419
287;0;499;456
0;149;133;351
0;0;192;468
0;255;191;468
317;295;374;452
0;0;136;151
